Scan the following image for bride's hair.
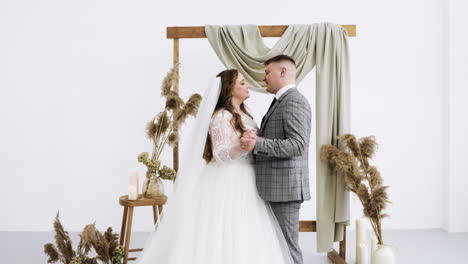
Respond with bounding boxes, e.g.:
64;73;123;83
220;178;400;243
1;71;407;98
203;69;253;163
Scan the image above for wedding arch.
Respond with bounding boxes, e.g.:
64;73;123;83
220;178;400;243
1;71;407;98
166;24;356;264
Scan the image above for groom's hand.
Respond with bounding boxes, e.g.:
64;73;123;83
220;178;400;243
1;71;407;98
240;128;256;151
242;128;256;141
242;128;256;138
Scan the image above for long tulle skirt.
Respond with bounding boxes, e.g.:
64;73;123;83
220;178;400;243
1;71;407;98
135;159;292;264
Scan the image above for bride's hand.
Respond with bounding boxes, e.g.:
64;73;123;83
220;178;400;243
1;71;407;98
240;129;257;151
242;128;256;139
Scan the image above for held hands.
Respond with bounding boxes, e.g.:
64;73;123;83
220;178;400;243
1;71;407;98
240;128;257;152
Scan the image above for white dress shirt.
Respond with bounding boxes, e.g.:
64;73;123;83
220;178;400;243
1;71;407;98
275;83;296;100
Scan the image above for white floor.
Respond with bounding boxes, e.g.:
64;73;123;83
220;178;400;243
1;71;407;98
1;229;467;263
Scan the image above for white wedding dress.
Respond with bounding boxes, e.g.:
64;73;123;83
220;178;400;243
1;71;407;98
135;109;293;264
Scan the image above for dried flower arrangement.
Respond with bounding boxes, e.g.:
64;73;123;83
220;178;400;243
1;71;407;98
320;134;391;245
44;213;124;264
138;64;202;195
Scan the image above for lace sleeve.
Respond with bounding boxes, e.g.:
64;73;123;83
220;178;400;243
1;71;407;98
209;110;248;162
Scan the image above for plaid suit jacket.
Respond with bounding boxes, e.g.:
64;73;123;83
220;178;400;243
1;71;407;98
253;87;312;202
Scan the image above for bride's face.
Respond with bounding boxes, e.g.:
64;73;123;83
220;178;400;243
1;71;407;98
232;73;250;102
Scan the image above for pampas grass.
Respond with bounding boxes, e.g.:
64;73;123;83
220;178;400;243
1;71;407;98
161;66;177;96
44;213;123;264
44;243;60;263
149;65;202;159
167;132;179;146
138;64;202;185
104;228;119;256
320;134;390;245
48;212;75;263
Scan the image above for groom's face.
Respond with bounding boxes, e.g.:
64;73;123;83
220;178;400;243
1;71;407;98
263;63;281;94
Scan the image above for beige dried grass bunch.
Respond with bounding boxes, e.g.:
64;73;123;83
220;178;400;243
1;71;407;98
78;224;121;264
44;213;123;264
146;65;202;159
138;64;202;183
44;212;76;263
320;134;390;245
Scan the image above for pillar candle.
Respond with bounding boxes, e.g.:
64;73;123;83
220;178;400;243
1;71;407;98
371;236;378;254
358;242;368;264
129;170;139;193
128;185;138;200
356;217;366;243
356;217;367;263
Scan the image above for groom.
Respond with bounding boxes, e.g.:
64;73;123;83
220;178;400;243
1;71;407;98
240;55;312;264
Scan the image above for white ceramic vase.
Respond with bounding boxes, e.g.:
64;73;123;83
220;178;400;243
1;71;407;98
372;244;396;264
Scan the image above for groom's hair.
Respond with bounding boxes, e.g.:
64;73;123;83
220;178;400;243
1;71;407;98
264;55;296;67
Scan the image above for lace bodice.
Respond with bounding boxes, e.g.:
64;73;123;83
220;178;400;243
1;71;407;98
208;109;258;163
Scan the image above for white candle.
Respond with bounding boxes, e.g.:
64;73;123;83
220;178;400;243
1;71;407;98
356;217;366;243
129;171;139;194
356;217;367;263
371;236;378;257
358;243;368;264
128;185;138;200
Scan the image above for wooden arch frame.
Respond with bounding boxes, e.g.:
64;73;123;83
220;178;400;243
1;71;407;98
167;24;356;264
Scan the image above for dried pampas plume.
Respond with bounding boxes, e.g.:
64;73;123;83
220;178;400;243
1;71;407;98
78;224;96;255
92;230;111;263
139;64;202;179
165;91;184;111
104;227;119;254
320;134;390;246
339;134;362;159
44;243;60;263
53;212;75;263
360;136;378;158
161;64;178;97
167;132;179;146
146;112;170;140
44;214;123;264
367;166;383;189
146;117;158;139
184;94;202;117
174;93;202;129
138;63;204;187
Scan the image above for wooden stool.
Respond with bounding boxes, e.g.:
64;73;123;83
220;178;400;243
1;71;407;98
119;194;168;264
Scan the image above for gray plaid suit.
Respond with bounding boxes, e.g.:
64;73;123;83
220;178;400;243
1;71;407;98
253;87;312;264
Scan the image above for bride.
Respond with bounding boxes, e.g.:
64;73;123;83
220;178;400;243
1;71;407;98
135;69;293;264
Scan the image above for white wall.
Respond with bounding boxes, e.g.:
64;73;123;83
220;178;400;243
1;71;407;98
444;0;468;232
0;0;461;232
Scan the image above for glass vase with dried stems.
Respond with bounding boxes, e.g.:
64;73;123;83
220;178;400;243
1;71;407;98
138;64;202;198
320;134;391;246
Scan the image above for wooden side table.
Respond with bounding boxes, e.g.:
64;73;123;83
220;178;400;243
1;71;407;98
119;194;168;264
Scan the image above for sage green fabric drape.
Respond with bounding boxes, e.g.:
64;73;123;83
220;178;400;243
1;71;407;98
205;23;350;253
